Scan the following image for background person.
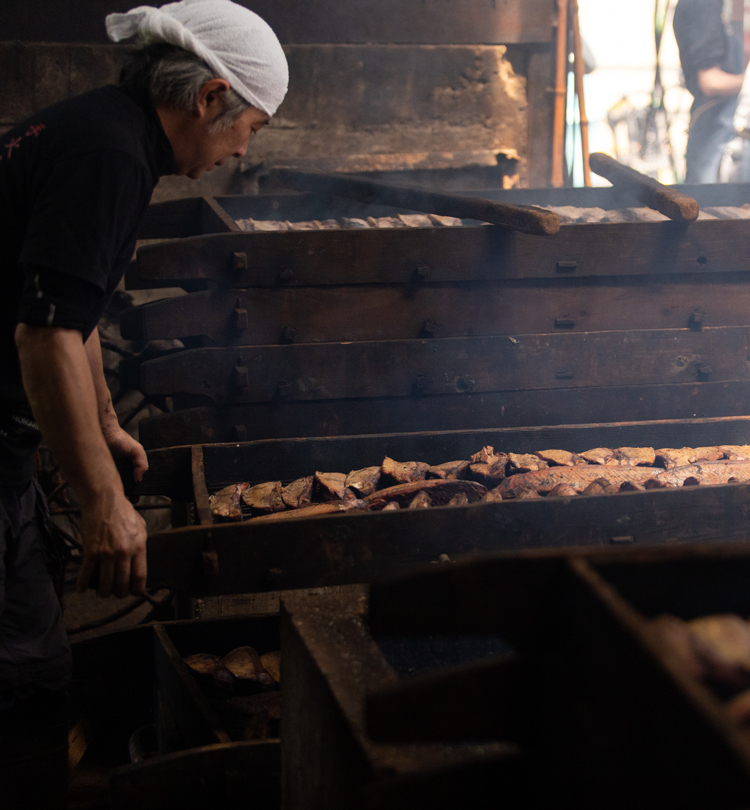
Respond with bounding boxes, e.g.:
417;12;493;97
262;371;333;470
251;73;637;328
673;0;744;182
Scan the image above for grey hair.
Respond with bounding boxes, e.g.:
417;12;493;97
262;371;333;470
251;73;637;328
119;41;250;131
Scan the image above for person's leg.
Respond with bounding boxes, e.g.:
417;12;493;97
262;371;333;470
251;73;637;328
686;100;737;183
0;482;72;810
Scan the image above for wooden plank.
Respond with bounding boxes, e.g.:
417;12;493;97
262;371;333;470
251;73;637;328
110;741;280;810
136;381;750;450
365;656;525;743
193;584;368;620
133;219;750;288
145;481;750;597
3;0;555;45
191;445;213;526
133;414;750;495
196;415;750;488
549;558;750;808
120;276;750;346
124;444;193;499
281;593;510;810
526;45;556;188
137;327;750;404
152;624;230;751
200;195;240;233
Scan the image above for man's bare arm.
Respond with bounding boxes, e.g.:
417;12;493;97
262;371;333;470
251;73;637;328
15;324;147;597
697;66;745;97
84;328;148;482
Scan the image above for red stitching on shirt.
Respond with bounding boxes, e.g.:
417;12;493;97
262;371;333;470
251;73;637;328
25;124;46;138
4;138;21;159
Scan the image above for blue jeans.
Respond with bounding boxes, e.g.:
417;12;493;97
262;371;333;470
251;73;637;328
685;96;738;183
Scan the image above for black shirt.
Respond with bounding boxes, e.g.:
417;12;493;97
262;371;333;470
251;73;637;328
0;85;175;484
673;0;744;112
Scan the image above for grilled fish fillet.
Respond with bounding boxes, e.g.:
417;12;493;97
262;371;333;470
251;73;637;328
656;460;750;487
497;466;656;496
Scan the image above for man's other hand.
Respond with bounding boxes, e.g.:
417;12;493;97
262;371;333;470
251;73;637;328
76;492;147;598
102;425;149;483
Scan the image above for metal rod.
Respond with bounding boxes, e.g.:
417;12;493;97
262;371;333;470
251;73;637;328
570;0;591;187
552;0;570;187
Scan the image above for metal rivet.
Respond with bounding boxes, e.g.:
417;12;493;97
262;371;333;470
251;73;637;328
555;317;576;329
414;264;429;280
455;376;474;393
281;325;297;343
610;535;635;544
697;363;712;380
232;251;247;272
696;256;708;266
278;267;293;283
421;319;438;338
277;380;293;398
556;260;577;273
689;310;705;331
415;374;431;392
232;364;249;391
232;424;247;442
556;370;575;380
234;307;248;330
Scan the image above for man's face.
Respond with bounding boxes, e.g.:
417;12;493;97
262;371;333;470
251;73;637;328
165;80;270;178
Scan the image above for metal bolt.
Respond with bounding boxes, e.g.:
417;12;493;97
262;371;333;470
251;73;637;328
414;374;431;392
277;380;293;398
689;310;705;331
232;364;249;391
455;376;474;393
264;567;285;584
697;363;712;380
201;550;219;579
232;251;248;272
281;325;297;343
421;319;438;338
278;267;293;283
556;260;577;274
234;307;248;330
232;424;247;442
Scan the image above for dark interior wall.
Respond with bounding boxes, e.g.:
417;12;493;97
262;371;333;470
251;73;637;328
0;0;554;45
0;0;557;190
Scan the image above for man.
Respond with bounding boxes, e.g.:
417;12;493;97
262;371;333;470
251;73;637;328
0;1;288;804
673;0;745;182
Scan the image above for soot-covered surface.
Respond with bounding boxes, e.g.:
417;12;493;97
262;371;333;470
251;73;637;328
375;634;512;678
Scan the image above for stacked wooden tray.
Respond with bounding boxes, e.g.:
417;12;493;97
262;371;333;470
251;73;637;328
126;182;750;450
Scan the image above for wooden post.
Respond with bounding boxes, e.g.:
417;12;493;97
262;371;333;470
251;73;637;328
551;0;569;187
570;0;591;186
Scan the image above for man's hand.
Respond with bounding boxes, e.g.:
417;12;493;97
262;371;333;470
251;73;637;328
77;491;148;597
16;324;150;599
102;424;149;483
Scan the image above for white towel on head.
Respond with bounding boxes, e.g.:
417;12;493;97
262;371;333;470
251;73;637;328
106;0;288;116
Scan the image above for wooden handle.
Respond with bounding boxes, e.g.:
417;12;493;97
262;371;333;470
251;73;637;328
589;152;699;223
270;168;560;236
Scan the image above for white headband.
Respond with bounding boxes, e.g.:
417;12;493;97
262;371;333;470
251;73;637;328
106;0;289;116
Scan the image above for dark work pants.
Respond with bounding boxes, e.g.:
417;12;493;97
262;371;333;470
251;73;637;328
0;481;72;809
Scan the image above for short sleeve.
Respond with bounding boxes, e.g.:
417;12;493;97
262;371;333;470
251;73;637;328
674;0;728;74
19;150;150;291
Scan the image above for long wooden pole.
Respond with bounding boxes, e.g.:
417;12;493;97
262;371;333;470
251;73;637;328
569;0;591;186
551;0;569;187
270;168;561;235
